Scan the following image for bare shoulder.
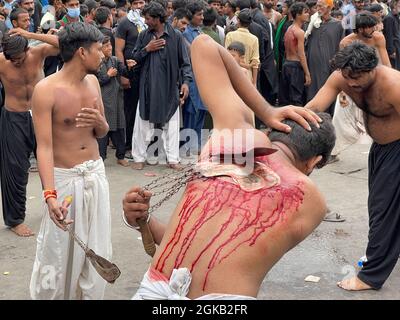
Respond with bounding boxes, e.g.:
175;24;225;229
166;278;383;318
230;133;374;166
373;31;385;43
339;34;354;48
85;74;100;87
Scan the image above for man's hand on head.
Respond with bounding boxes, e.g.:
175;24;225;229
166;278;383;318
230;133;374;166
9;27;31;39
265;106;322;133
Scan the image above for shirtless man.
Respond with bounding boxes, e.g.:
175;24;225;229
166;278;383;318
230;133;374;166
122;35;334;300
329;12;389;162
306;42;400;291
29;22;111;300
263;0;282;28
280;2;310;106
0;29;59;237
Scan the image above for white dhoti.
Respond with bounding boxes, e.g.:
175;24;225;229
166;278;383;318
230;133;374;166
30;158;112;300
331;94;370;156
131;105;180;164
132;267;256;300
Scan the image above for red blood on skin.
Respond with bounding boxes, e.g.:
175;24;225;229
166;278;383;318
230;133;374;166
155;159;304;290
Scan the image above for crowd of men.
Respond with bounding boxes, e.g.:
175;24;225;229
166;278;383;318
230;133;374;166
0;0;399;300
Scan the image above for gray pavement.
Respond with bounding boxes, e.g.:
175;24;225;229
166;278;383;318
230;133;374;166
0;142;399;300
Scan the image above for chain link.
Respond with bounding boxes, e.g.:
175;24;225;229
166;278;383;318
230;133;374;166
142;164;203;214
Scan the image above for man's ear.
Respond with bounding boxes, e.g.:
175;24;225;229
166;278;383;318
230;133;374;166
11;20;17;28
306;155;323;173
78;46;87;60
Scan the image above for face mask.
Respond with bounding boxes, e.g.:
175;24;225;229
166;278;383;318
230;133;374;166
67;7;80;19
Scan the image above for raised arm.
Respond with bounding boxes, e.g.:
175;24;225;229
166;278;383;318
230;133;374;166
305;71;343;112
191;34;321;132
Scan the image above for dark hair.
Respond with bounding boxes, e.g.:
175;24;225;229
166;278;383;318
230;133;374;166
80;4;89;16
237;8;252;26
390;0;399;10
305;0;317;9
330;41;379;73
172;0;188;10
290;2;308;19
203;7;218;26
331;9;343;18
207;0;221;4
354;12;377;32
227;41;245;56
284;0;294;9
236;0;250;10
142;2;167;23
225;0;236;10
115;0;127;9
102;35;111;44
2;33;28;59
186;0;205;16
99;0;116;9
84;0;98;13
9;7;28;24
58;22;104;62
249;0;259;9
173;7;192;20
95;6;111;24
269;113;336;169
62;0;79;4
153;0;168;9
365;3;383;13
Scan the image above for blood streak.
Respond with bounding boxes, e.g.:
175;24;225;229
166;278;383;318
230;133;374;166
155;173;304;291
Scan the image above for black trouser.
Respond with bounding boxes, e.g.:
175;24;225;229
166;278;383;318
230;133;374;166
279;60;305;106
358;140;400;289
97;128;126;160
0;108;35;227
124;79;140;152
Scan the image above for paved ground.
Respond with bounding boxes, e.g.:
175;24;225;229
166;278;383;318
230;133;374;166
0;142;399;300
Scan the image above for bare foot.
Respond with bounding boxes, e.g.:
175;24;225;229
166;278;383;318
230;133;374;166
131;162;145;170
337;276;373;291
10;224;35;237
117;159;130;167
168;163;184;171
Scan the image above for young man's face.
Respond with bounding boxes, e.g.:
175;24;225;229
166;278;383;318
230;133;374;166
263;0;275;10
20;0;34;17
223;3;233;15
102;41;112;58
13;12;31;30
9;50;28;68
299;8;310;22
341;69;375;92
65;0;79;10
359;26;375;38
83;42;104;74
372;10;383;20
354;0;365;11
144;14;160;30
173;16;190;32
191;10;204;27
131;0;145;11
167;1;174;17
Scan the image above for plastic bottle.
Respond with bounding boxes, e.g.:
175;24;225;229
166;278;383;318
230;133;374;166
357;255;368;267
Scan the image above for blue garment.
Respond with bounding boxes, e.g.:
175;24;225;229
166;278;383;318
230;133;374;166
5;1;15;29
29;18;35;32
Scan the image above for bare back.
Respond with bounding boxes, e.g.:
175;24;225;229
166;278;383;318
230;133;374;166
151;149;326;298
33;72;103;168
284;26;301;62
0;47;46;112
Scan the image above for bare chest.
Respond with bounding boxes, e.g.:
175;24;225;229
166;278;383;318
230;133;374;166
53;85;99;129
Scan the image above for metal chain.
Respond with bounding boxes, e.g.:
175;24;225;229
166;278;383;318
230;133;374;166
142;165;203;214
